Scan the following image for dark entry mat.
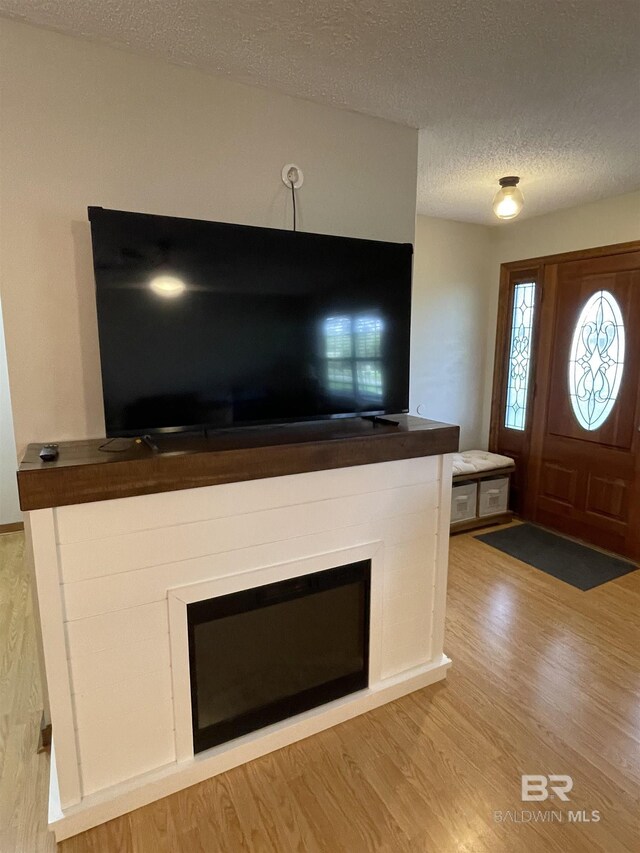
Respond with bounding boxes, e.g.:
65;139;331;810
476;523;638;590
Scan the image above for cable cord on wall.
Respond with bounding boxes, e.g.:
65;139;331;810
290;180;297;232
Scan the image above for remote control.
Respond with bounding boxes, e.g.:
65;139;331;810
39;444;59;462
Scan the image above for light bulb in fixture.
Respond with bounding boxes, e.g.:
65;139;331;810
149;273;186;298
493;176;524;220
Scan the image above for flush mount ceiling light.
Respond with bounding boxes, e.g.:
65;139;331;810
493;176;524;220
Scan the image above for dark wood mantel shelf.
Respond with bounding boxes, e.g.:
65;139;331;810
18;415;459;511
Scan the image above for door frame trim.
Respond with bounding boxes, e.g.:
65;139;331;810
495;240;640;271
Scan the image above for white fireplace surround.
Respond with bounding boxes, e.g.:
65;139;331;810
169;542;385;763
27;453;453;840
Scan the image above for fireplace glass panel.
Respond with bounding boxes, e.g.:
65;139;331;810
188;560;370;753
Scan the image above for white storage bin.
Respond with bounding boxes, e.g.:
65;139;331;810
451;482;477;523
478;477;510;517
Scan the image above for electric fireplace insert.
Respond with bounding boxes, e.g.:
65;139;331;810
187;560;371;753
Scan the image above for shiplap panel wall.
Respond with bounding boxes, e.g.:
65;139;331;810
50;457;446;798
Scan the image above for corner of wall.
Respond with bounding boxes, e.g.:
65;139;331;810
0;298;21;524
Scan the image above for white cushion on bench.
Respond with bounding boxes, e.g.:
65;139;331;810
452;449;514;477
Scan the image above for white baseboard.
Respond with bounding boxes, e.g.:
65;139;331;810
51;654;451;841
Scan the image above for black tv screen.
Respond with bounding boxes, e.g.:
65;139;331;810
89;208;412;436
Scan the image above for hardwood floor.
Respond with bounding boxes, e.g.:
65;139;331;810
1;525;638;852
0;532;54;853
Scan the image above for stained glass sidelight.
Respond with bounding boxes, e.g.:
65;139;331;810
568;290;625;431
504;282;536;430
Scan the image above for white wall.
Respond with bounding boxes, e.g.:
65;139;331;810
490;189;640;266
411;216;491;449
0;18;418;453
0;299;20;524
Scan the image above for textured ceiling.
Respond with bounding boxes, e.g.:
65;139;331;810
1;0;639;223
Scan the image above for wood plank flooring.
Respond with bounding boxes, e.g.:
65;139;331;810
0;532;53;853
1;525;638;852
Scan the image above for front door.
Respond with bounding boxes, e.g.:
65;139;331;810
532;251;640;559
490;244;640;561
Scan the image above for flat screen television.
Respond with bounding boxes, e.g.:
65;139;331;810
89;207;413;436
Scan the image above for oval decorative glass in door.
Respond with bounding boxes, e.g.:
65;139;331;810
568;290;625;430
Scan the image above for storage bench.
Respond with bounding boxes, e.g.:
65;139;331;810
450;450;515;533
